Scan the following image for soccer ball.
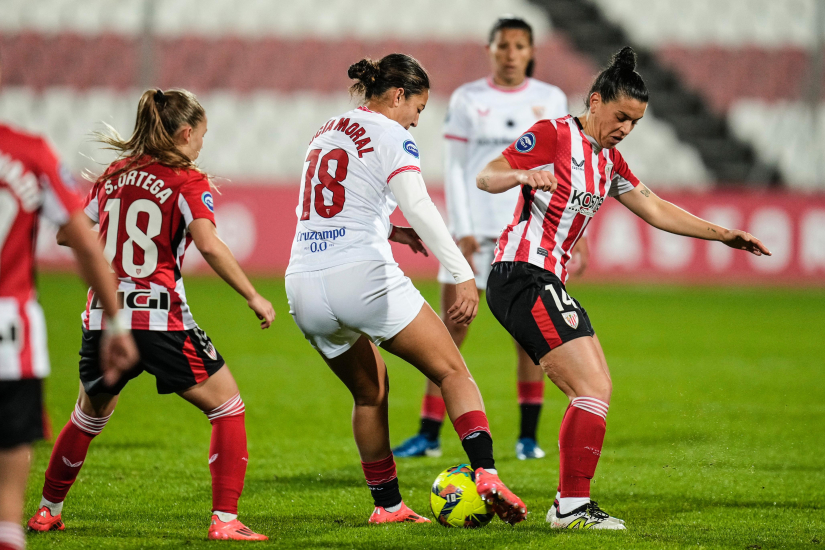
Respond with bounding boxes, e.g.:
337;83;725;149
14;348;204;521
430;464;494;528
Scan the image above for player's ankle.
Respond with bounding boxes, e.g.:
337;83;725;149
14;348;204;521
40;497;63;516
212;511;238;522
558;497;590;515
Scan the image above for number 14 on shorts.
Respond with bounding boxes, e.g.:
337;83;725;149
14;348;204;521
545;285;580;330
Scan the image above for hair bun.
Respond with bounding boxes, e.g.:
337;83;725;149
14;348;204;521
611;46;637;71
347;59;380;83
154;89;166;107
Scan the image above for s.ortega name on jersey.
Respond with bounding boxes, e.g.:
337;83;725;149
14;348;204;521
309;118;375;157
102;169;174;203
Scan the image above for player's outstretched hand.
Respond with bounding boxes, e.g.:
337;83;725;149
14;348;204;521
248;293;275;329
457;236;480;274
518;170;557;193
101;333;139;386
389;226;428;256
448;279;479;326
722;229;772;256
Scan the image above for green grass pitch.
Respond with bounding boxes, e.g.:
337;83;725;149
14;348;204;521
25;273;825;549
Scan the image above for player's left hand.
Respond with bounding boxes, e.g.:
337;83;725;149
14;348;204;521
248;293;276;329
722;229;772;256
389;226;428;256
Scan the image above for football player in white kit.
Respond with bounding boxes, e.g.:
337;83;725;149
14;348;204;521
393;16;587;461
285;54;527;525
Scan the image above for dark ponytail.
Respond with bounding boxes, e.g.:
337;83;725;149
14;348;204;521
348;53;430;100
488;16;535;77
585;46;648;109
92;88;206;181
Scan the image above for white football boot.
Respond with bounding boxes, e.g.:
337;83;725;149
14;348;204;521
546;500;626;529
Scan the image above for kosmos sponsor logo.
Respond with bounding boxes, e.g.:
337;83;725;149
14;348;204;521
296;227;347;253
567;189;605;217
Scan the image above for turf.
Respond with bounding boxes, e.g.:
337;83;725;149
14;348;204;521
24;273;825;549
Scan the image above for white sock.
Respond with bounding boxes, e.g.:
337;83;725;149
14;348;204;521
0;521;25;550
483;468;498;475
213;511;237;522
558;497;590;515
40;497;63;516
384;502;403;513
555;491;561;504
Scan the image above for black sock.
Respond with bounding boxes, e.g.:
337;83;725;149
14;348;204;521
461;431;495;471
519;404;542;440
419;418;442;441
369;478;402;509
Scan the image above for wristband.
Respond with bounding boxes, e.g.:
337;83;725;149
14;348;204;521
104;314;128;337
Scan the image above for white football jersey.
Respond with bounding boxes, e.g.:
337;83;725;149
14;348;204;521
287;106;421;274
444;77;568;238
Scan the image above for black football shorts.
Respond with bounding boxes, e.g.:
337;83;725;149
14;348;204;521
486;261;595;365
0;378;44;448
79;327;225;396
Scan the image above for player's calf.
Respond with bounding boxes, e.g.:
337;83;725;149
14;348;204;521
31;403;113;530
452;410;527;524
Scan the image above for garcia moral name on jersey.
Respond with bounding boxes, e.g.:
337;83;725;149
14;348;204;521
103;169;173;203
309;117;375;158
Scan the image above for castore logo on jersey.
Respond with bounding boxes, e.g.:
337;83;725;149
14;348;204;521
515;132;535;153
403;140;419;159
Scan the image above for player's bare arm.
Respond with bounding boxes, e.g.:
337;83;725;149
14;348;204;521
477;155;557;194
58;211;139;377
388;226;428;256
617;183;771;256
188;218;275;328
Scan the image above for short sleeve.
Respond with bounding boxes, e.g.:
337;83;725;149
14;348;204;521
83;181;101;223
443;89;472;142
607;149;640;197
36;139;83;226
380;128;421;185
178;173;216;227
502;120;557;170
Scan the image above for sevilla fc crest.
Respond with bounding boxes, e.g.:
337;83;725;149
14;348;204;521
532;105;545;119
562;311;579;329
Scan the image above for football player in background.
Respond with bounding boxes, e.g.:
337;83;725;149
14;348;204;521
0;63;138;550
394;16;588;461
285;53;527;525
27;89;275;541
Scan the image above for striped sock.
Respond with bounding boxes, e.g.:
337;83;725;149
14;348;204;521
558;397;608;500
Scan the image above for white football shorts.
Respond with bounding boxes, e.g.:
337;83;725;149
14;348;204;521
285;261;426;359
437;237;497;290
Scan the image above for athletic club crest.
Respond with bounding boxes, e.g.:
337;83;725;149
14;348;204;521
562;311;579;329
204;342;218;360
532;105;545;119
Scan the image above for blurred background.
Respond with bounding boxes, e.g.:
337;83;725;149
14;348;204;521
1;0;824;283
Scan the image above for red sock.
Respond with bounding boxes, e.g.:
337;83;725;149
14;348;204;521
207;395;248;515
517;381;544;405
420;395;446;422
42;405;110;503
558;397;608;498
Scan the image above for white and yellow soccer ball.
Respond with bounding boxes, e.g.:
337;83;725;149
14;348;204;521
430;464;494;528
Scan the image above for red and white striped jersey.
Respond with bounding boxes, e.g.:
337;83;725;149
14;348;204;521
81;156;216;331
0;124;83;380
494;115;639;283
